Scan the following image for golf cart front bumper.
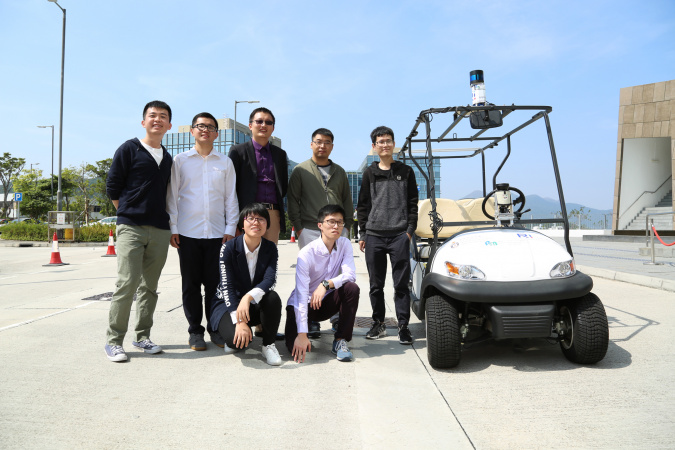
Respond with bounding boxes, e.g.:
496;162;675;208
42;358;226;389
421;271;593;304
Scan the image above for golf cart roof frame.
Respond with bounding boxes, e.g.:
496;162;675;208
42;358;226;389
399;104;573;256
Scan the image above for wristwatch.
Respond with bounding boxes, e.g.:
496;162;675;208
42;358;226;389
321;280;330;290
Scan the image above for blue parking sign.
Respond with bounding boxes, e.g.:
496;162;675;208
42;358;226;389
14;192;23;202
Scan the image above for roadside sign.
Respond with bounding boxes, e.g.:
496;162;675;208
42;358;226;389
14;192;23;202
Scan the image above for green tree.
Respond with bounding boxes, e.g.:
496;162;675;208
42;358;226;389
12;169;54;221
63;163;97;225
0;152;26;218
89;158;115;217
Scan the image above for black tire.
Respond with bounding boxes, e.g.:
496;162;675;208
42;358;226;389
425;294;461;368
559;293;609;364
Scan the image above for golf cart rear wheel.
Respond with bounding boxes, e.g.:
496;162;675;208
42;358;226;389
559;293;609;364
425;294;461;368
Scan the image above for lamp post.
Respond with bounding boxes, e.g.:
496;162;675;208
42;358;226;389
47;0;65;211
233;100;259;149
37;125;54;196
30;163;41;188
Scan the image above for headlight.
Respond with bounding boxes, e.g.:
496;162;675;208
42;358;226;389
445;261;485;280
550;259;576;278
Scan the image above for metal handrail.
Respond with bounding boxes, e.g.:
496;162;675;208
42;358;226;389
645;211;675;265
619;176;671;220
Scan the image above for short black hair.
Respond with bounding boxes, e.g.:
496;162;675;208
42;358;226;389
143;100;172;122
237;203;271;232
191;112;218;130
317;204;345;223
370;126;394;144
249;107;276;125
312;128;334;142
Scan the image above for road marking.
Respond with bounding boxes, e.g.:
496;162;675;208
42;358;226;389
0;301;97;332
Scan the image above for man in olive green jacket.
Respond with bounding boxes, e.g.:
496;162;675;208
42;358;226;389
287;127;354;250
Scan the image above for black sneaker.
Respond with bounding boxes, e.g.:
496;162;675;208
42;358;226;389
398;326;413;345
308;321;321;339
189;333;207;351
366;321;387;340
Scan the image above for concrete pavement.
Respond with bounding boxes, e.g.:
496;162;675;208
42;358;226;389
0;238;674;449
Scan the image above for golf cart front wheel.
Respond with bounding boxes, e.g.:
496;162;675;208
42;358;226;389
425;294;461;368
559;293;609;364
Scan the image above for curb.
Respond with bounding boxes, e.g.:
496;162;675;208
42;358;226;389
0;240;107;248
578;264;675;293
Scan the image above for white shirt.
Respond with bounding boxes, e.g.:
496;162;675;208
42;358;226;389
229;240;265;324
166;148;239;238
140;139;163;166
286;236;356;333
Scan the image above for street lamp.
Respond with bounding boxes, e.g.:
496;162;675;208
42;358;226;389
47;0;66;211
37;125;54;196
233;100;259;149
30;163;41;188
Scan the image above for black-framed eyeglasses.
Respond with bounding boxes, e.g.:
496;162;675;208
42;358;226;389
312;140;333;147
251;119;275;126
323;219;345;227
192;124;218;132
375;139;394;146
245;216;267;224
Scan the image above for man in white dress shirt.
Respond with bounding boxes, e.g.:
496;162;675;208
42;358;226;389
166;112;239;351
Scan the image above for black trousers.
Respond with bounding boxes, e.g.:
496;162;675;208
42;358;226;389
218;291;282;346
177;235;222;335
364;233;411;328
285;281;360;352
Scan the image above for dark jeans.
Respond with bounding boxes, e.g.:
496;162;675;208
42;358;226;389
177;235;222;335
218;291;282;346
364;233;411;328
285;281;360;352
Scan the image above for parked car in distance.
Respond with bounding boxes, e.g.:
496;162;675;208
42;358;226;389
82;216;117;227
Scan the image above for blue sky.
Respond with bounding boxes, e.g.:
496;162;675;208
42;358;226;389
1;0;673;209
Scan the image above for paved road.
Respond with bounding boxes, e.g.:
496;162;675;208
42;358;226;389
0;242;673;449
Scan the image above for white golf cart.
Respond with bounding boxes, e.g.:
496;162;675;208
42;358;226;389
403;105;609;369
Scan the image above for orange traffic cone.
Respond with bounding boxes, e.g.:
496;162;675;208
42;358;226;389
102;229;116;257
43;232;69;266
290;227;296;243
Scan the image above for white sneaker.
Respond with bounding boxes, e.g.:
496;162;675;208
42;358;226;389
261;343;282;366
223;344;239;355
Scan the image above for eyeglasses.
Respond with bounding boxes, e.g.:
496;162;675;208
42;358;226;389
375;139;394;146
245;216;266;224
312;140;333;147
192;124;218;132
251;119;275;126
323;219;345;228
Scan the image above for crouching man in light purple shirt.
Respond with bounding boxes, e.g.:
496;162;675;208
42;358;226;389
285;204;360;363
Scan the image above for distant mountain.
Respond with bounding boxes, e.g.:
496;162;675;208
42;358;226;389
460;190;612;228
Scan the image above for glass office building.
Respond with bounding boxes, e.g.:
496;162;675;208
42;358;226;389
346;148;441;208
162;118;282;159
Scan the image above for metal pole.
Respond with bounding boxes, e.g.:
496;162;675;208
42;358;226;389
644;218;663;265
233;101;237;150
48;1;66;211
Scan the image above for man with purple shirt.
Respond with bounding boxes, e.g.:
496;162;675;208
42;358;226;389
285;204;360;363
229;107;288;244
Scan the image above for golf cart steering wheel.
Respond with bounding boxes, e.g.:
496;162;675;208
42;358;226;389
482;185;526;220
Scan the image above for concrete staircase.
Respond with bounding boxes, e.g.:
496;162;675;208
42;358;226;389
625;190;673;231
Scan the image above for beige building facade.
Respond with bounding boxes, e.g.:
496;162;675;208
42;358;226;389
614;79;675;233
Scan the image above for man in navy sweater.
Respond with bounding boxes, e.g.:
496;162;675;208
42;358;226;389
104;100;174;362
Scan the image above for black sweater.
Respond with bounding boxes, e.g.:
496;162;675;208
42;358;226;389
357;160;418;237
106;138;172;229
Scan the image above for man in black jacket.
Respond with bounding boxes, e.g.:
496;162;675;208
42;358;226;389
228;107;288;244
358;126;418;345
104;100;173;362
